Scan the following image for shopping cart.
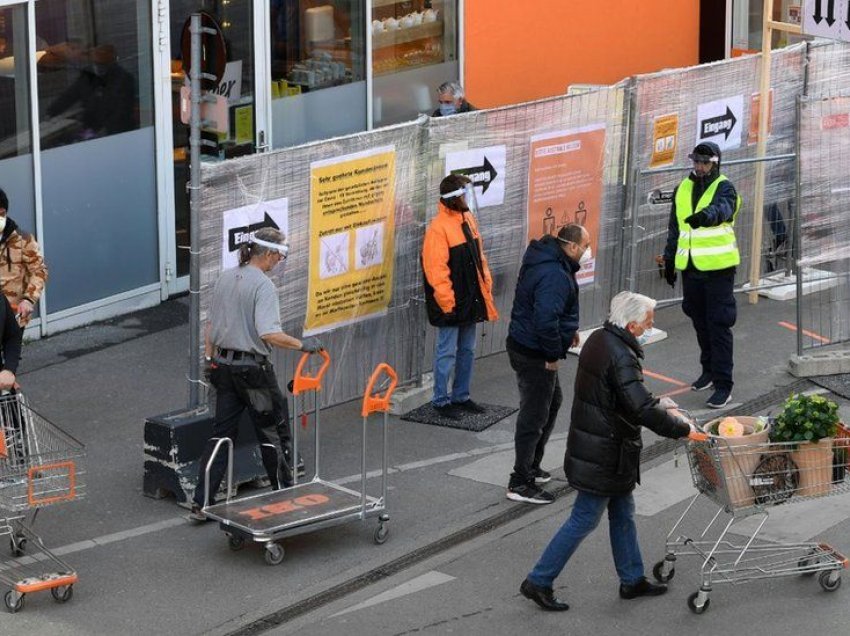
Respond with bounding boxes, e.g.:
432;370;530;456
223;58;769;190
653;417;848;614
0;393;86;613
202;355;397;565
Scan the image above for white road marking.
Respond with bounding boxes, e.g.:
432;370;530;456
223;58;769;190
329;570;455;618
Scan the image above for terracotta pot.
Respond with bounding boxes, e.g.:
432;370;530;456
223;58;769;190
791;438;834;497
707;416;770;509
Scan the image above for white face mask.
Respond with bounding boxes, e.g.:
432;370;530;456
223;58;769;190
0;217;6;233
578;246;593;266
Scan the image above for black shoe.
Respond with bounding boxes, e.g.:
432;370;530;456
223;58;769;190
453;399;486;414
619;578;668;600
706;387;732;409
691;372;713;392
433;403;460;420
187;504;209;524
506;483;555;504
520;578;570;611
297;455;306;478
532;468;552;484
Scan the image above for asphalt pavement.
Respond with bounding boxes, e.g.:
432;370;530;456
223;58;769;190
0;291;847;635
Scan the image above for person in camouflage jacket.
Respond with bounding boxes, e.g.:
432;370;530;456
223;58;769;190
0;188;48;326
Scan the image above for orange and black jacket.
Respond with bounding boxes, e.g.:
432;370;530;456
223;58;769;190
421;202;498;327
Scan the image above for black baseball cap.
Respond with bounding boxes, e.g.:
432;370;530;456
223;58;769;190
688;143;719;163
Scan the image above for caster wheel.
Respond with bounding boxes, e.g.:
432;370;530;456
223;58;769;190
51;585;73;603
9;536;26;558
374;524;389;545
4;591;23;613
228;536;245;551
798;549;819;576
819;571;841;592
652;560;675;583
687;591;710;615
264;544;285;566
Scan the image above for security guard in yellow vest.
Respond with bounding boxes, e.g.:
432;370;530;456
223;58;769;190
661;142;741;409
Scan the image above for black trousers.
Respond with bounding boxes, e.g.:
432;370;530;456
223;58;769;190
193;362;292;507
508;345;562;488
682;270;736;391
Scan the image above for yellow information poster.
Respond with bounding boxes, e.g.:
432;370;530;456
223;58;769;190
305;146;396;335
234;105;253;144
650;114;678;167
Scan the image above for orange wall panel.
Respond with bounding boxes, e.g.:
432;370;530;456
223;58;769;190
464;0;701;108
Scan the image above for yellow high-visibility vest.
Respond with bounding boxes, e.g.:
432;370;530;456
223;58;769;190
674;175;741;271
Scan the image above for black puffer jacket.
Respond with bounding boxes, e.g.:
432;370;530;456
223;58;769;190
565;322;690;496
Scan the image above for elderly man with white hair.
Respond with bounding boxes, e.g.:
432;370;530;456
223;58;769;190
519;291;697;612
432;81;476;117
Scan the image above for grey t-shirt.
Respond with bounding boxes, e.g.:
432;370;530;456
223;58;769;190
209;265;282;356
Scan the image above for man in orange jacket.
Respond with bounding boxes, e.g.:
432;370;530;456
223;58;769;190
422;175;499;419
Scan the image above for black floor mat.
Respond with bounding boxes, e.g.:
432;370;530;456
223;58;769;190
809;374;850;400
400;402;517;432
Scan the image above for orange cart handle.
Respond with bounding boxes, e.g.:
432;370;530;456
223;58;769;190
361;363;398;417
292;350;331;395
687;431;710;442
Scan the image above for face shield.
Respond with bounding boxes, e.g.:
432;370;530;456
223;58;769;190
440;182;479;215
252;237;289;275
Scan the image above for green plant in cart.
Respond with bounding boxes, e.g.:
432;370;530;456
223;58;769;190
771;393;839;445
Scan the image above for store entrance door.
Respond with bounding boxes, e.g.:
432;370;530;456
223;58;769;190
164;0;269;288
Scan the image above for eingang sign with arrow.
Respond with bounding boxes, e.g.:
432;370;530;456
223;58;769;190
221;198;289;269
695;95;744;152
444;146;507;208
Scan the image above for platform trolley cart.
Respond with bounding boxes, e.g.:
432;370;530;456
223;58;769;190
202;354;398;565
0;393;86;613
653;425;848;614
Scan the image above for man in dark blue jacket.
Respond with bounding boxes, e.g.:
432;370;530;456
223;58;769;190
506;224;590;504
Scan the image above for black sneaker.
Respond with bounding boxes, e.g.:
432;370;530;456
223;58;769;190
433;403;460;420
506;483;555;504
533;468;552;484
453;399;486;414
691;372;713;392
706;387;732;409
187;504;209;524
297;455;306;478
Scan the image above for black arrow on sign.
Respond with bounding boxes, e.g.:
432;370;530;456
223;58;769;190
846;0;850;29
813;0;823;23
700;106;738;141
228;212;280;252
451;156;498;194
826;0;837;26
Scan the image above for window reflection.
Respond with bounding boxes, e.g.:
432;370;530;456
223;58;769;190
0;5;32;159
35;0;152;150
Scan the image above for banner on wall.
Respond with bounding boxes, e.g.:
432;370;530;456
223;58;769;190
444;145;507;208
305;146;397;336
748;89;774;145
650;113;679;167
527;124;606;286
221;198;289;270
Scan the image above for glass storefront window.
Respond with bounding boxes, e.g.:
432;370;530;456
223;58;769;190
271;0;365;94
731;0;805;55
34;0;154;151
0;4;32;160
371;0;456;78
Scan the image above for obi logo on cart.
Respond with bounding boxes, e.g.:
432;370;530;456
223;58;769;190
237;493;330;521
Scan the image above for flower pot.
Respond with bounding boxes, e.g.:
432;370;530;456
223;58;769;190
706;416;770;509
791;438;834;497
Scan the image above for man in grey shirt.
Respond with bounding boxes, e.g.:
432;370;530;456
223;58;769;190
190;227;322;521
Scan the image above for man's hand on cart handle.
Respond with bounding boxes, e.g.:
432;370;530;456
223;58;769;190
0;369;15;390
300;336;324;353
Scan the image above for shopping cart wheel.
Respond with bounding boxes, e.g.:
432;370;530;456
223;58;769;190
4;591;23;613
264;544;285;566
374;524;389;545
798;550;819;576
652;560;675;583
9;536;26;557
687;590;710;615
818;571;841;592
228;535;245;551
50;585;73;603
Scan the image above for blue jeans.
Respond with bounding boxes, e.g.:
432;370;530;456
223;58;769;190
528;490;645;588
432;324;477;407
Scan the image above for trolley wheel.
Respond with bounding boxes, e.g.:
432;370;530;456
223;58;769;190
4;591;23;613
798;555;818;576
264;544;285;566
818;571;842;592
687;591;710;615
50;585;73;603
228;535;245;551
652;560;675;583
374;524;389;545
9;536;26;557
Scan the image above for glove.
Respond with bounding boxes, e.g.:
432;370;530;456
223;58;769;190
684;211;709;228
659;396;678;410
664;259;677;288
300;336;324;353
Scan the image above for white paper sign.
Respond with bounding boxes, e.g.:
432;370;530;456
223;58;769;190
221;198;289;270
695;95;744;152
802;0;850;42
444;145;507;208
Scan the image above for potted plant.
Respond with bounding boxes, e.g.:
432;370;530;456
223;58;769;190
771;393;839;496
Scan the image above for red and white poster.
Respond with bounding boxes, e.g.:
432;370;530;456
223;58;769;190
527;124;606;285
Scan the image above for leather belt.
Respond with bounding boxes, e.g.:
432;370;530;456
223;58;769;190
216;348;268;364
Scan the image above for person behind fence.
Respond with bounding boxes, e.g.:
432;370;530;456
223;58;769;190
189;227;323;522
0;188;48;327
421;174;498;420
657;141;741;410
519;291;694;611
432;81;476;117
505;224;589;505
